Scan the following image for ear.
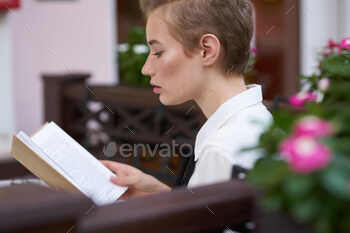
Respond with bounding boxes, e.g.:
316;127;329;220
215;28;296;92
199;34;221;67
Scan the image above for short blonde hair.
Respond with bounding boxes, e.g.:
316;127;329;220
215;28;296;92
139;0;254;75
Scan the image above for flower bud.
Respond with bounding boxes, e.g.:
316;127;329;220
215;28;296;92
288;92;317;108
318;78;330;92
295;116;333;138
340;37;350;50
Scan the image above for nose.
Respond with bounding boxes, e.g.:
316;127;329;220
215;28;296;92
141;55;154;77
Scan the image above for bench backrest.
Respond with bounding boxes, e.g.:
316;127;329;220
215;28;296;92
77;180;255;233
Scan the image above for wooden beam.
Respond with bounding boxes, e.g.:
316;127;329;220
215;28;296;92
77;180;255;233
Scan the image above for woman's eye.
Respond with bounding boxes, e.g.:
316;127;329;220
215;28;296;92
153;51;163;57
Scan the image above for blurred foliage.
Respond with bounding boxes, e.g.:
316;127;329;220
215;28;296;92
118;27;150;87
248;39;350;233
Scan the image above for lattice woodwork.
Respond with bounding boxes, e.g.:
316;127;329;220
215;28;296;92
61;83;206;186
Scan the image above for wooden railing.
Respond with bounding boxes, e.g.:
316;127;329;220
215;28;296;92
40;73;294;186
0;159;31;180
0;183;92;233
0;180;313;233
1;73;289;182
42;74;206;186
77;180;255;233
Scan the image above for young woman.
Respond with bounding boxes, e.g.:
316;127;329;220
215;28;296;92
101;0;272;200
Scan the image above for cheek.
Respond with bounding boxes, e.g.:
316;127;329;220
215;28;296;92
159;52;184;78
161;51;199;86
156;49;202;104
165;62;202;103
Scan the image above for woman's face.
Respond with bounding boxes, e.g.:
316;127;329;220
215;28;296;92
142;10;204;105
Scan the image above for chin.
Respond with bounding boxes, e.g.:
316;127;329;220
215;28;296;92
159;95;187;106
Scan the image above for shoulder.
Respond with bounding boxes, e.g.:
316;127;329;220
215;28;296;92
213;103;272;148
202;103;271;167
225;103;272;132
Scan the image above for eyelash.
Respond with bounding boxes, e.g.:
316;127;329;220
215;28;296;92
152;51;163;57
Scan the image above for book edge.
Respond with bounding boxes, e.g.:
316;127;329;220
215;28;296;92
30;122;49;137
10;134;82;194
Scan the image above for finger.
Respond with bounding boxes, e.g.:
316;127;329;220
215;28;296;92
100;160;130;176
118;190;131;200
100;160;130;171
100;160;116;173
110;175;137;187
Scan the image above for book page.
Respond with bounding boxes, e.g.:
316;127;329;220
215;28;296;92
15;132;80;189
31;122;127;206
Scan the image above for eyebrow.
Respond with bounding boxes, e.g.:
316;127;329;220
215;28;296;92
148;39;162;46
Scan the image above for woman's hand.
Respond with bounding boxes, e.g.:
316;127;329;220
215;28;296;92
100;160;171;200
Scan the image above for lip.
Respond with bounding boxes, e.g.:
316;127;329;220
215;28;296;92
152;86;162;94
151;83;162;94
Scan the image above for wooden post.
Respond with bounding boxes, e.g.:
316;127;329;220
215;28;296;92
42;73;90;128
251;0;300;99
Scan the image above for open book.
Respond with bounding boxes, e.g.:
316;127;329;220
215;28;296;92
10;122;127;206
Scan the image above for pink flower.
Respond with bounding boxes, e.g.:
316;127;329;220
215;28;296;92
323;39;344;56
294;116;334;138
279;136;332;173
340;37;350;50
250;47;257;55
280;136;295;162
289;92;317;108
326;39;340;49
318;77;330;92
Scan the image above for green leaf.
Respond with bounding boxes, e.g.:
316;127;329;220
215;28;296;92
339;214;350;233
118;27;150;87
272;110;296;132
247;157;289;188
321;164;350;200
323;81;350;104
282;174;314;200
260;194;283;211
314;218;332;233
290;198;321;223
127;27;147;46
332;152;350;170
321;53;350;79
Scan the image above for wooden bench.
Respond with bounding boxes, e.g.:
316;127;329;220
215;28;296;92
0;181;314;233
77;180;255;233
0;183;92;233
0;159;31;180
75;180;313;233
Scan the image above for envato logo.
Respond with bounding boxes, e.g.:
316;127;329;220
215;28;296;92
103;140;193;159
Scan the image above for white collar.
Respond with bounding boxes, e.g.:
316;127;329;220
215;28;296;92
194;84;263;161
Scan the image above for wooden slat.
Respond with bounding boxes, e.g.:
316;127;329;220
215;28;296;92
0;159;31;180
0;183;92;233
77;180;255;233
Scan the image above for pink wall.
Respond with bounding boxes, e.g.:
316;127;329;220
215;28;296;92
10;0;116;134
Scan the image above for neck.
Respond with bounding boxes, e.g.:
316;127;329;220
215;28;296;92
194;71;247;119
